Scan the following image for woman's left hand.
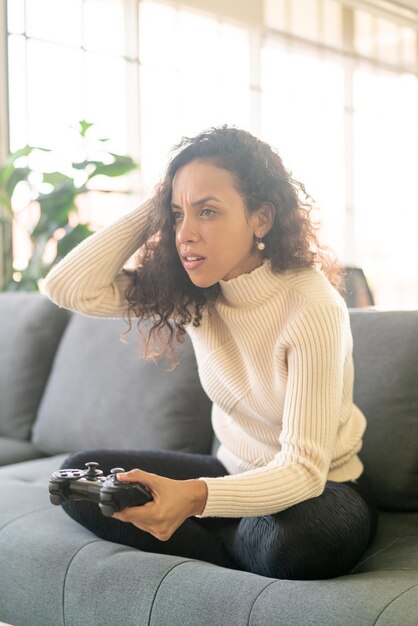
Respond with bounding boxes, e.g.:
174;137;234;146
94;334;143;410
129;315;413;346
111;469;208;541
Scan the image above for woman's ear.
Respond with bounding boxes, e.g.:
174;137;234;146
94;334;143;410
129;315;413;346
254;203;275;238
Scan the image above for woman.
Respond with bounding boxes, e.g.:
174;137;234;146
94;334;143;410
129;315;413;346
44;126;377;580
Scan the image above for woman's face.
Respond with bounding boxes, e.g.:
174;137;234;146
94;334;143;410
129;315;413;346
171;159;264;288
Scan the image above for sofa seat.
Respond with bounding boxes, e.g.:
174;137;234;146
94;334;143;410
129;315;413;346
1;296;417;625
0;456;417;626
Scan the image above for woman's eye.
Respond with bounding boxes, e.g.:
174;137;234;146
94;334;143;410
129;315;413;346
201;207;215;217
172;212;183;221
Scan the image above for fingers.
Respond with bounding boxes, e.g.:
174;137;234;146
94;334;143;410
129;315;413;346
116;469;156;495
109;472;187;542
112;510;127;522
116;468;156;485
112;507;175;541
116;468;144;481
113;503;155;523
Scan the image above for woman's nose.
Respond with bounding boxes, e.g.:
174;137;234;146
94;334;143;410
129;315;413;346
176;217;200;243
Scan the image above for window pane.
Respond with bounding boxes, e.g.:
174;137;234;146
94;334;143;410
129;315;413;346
353;70;418;307
290;0;319;42
139;64;251;187
27;40;83;148
7;0;25;34
139;1;178;68
261;42;345;254
139;1;251;187
219;23;250;85
264;0;287;31
84;0;125;55
26;0;83;46
8;35;28;151
176;10;219;75
376;18;400;66
84;52;128;154
322;0;342;50
139;64;190;188
401;27;417;70
355;10;375;58
139;1;249;82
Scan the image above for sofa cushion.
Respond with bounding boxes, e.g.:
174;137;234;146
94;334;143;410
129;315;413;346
0;437;46;466
0;293;70;441
32;314;213;455
350;309;418;511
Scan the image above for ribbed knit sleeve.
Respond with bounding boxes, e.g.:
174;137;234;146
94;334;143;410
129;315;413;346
43;199;154;317
197;303;350;518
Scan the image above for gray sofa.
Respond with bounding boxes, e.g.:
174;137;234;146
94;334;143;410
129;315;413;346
0;292;417;626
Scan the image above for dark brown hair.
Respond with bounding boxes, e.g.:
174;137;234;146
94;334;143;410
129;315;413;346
122;125;343;364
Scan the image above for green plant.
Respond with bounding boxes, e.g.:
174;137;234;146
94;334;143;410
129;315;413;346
1;120;138;291
0;145;38;290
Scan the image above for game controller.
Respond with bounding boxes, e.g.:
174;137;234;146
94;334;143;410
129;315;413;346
49;461;153;517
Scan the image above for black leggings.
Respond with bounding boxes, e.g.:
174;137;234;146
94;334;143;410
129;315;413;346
60;449;378;580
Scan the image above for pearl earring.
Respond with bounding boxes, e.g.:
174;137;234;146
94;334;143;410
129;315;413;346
255;237;265;251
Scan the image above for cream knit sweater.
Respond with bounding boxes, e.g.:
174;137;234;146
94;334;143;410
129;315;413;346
44;200;366;518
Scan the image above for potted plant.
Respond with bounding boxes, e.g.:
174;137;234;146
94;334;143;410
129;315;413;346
1;120;138;292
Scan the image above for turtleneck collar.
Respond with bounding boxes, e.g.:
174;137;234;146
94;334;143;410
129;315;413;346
218;259;281;308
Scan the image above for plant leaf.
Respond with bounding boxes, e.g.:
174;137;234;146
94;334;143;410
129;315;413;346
0;145;50;188
78;120;95;137
55;223;95;260
72;159;105;170
6;167;31;197
88;155;137;178
5;145;32;165
33;182;77;236
42;172;73;186
7;145;51;165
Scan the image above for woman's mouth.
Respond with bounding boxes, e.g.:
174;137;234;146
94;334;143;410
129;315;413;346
182;255;206;270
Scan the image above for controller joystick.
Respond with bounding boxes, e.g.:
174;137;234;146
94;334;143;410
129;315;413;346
84;462;103;480
48;461;152;516
110;468;126;482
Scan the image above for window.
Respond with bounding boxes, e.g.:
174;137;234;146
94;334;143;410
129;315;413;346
353;68;418;307
262;0;418;307
7;0;130;154
138;0;251;187
4;0;418;307
6;0;139;270
261;39;346;253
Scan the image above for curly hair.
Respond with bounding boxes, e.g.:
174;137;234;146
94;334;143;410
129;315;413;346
122;125;344;365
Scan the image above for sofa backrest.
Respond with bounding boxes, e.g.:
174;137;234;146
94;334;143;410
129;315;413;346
1;293;416;512
0;293;70;441
350;309;418;511
32;313;213;456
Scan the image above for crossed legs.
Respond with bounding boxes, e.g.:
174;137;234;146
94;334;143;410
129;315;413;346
60;449;378;580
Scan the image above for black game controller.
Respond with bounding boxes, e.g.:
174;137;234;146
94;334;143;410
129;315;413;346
49;461;153;517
